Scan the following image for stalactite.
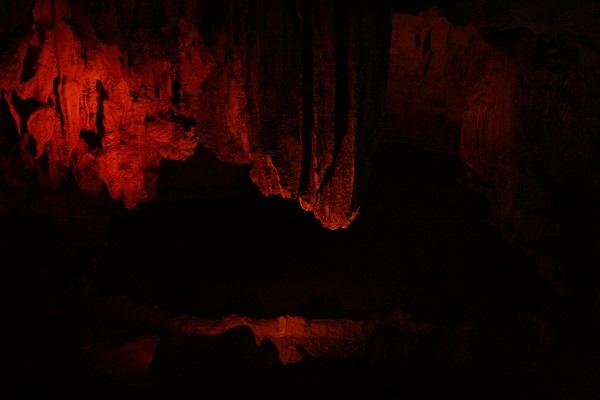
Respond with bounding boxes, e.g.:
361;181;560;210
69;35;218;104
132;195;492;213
0;0;390;229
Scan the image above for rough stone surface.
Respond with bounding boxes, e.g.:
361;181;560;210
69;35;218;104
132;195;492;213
99;295;431;365
385;7;600;252
0;0;391;229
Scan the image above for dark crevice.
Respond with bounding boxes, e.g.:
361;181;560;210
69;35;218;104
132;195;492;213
79;80;107;151
154;82;161;99
145;111;197;131
62;16;82;38
170;112;197;131
350;2;391;213
197;1;229;46
25;133;37;156
80;129;101;150
0;8;34;55
319;0;349;193
481;27;533;55
38;150;49;171
172;71;182;105
10;92;43;134
53;76;65;137
0;93;20;145
95;80;108;145
20;44;41;83
299;0;313;197
423;28;432;53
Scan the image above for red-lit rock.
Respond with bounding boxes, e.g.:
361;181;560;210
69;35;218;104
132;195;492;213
0;0;390;229
100;296;431;365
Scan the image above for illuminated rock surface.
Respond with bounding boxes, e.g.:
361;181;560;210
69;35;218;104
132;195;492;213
95;296;430;365
0;0;390;228
1;1;600;397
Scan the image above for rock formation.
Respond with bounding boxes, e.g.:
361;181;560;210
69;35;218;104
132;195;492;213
384;5;600;261
0;0;390;229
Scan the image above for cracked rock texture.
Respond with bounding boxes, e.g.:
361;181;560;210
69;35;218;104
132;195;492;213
0;0;390;228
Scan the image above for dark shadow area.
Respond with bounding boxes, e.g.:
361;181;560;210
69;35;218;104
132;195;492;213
99;144;552;323
1;141;598;398
1;1;599;397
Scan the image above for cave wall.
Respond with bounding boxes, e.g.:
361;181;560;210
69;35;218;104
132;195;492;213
1;0;598;254
384;6;600;266
384;8;486;153
0;0;390;229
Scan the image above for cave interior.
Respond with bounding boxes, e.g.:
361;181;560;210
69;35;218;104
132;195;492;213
1;0;599;398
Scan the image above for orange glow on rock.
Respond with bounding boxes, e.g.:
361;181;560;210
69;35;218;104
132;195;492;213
0;0;390;229
101;296;430;365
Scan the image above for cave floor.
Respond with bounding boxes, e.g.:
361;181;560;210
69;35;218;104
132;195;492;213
4;143;595;398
